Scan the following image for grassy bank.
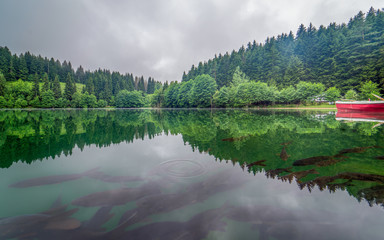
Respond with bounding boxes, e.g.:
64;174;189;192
261;103;337;110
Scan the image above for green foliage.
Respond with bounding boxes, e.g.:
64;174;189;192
14;97;27;108
143;94;152;107
182;8;384;92
0;96;6;107
64;73;76;101
344;89;359;100
146;77;156;94
52;75;61;99
231;66;249;87
296;81;325;103
85;77;95;95
359;80;381;100
6;96;14;108
279;86;297;103
31;74;40;98
40;90;55;108
164;82;180;108
0;46;161;109
115;90;144;108
56;98;69;108
9;79;32;99
30;96;41;108
71;92;83;108
67;92;98;108
41;73;50;92
177;81;193;108
324;87;341;102
16;55;28;80
282;56;305;88
0;71;6;96
97;99;107;108
151;88;164;107
83;93;98;108
190;74;217;107
213;87;230;107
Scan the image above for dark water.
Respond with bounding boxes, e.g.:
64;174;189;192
1;109;384;239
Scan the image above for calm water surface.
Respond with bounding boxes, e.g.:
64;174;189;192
1;109;384;239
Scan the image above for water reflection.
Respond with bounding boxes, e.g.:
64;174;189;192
0;166;363;240
2;109;384;239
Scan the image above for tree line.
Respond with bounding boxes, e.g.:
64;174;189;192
157;67;382;108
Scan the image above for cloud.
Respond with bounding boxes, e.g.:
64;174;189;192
0;0;382;82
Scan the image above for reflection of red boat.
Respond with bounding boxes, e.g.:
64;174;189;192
336;111;384;122
336;101;384;112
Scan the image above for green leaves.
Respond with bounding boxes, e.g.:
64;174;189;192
190;74;217;108
296;81;325;103
162;74;217;108
64;73;76;101
0;71;6;96
344;89;359;100
115;90;144;108
359;80;381;100
324;87;341;102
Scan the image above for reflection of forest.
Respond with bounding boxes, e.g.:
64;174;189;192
2;109;384;207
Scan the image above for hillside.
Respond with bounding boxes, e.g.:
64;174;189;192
182;7;384;93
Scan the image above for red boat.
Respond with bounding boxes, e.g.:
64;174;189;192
335;101;384;112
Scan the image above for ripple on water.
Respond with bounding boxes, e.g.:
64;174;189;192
156;159;206;178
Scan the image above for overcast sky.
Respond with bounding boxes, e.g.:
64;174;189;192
0;0;382;82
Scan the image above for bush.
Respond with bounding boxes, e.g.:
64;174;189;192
115;90;144;108
97;99;107;108
0;96;6;108
324;87;341;102
344;89;358;100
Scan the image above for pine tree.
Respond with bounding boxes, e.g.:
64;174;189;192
85;77;95;95
64;73;75;101
52;75;62;99
32;73;40;98
17;54;28;80
138;76;145;92
41;73;50;92
182;72;187;82
8;56;16;81
231;66;249;87
75;65;85;84
147;77;156;94
127;74;134;91
0;71;6;96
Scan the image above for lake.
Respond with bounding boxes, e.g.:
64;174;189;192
1;109;384;239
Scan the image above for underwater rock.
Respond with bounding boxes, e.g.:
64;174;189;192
71;182;161;207
9;168;100;188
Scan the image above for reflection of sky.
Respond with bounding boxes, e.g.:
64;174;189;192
1;132;384;239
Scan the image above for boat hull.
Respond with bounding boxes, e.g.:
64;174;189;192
336;101;384;112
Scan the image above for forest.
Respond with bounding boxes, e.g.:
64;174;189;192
0;47;162;108
183;7;384;91
0;7;383;108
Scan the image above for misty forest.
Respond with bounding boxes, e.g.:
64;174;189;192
0;7;383;108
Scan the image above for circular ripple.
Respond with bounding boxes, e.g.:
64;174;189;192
157;160;206;178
